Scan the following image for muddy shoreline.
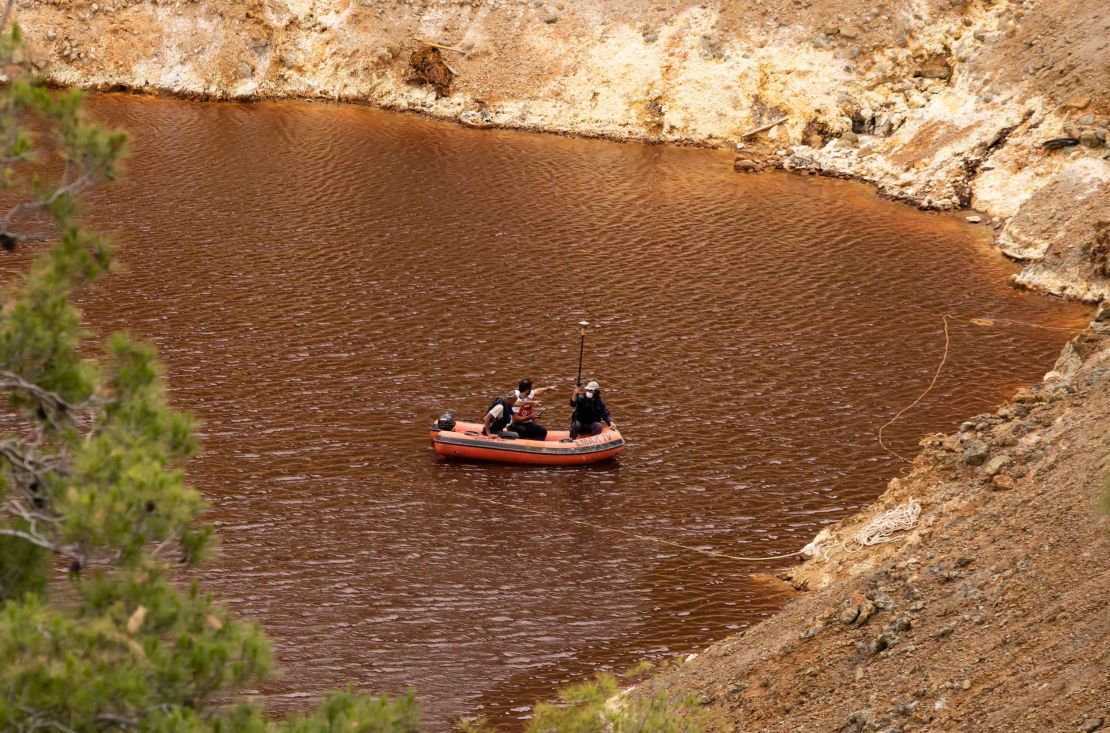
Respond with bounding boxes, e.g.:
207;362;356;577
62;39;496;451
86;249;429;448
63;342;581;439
57;81;1075;295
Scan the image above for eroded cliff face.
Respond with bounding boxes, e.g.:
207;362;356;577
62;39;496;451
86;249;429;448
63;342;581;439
14;0;1110;301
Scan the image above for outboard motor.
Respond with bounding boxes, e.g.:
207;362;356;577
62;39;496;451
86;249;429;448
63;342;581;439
436;411;457;431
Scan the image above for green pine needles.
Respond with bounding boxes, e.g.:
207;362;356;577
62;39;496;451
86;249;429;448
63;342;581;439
0;15;699;733
0;18;422;733
527;671;703;733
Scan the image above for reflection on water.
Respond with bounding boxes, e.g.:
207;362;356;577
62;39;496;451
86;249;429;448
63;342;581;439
41;95;1089;728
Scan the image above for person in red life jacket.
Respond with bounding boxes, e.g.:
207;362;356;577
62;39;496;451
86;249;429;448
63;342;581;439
510;378;557;441
482;392;518;437
569;380;615;439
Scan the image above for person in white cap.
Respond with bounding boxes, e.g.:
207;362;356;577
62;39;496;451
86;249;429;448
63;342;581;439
568;380;615;439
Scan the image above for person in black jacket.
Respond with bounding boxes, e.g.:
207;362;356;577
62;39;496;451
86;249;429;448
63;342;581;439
482;392;518;436
568;380;616;439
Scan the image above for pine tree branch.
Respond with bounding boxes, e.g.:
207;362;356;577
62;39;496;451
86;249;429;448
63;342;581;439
27;717;78;733
4;497;60;525
6;231;53;242
0;525;94;568
1;171;98;238
0;371;79;406
148;534;177;560
0;442;67;525
45;723;79;733
0;438;59;477
0;526;59;552
0;370;92;429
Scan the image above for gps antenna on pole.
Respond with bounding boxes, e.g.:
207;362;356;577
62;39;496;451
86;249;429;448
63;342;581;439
576;321;589;386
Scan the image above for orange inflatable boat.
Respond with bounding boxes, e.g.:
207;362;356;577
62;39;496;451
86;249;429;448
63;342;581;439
430;418;625;465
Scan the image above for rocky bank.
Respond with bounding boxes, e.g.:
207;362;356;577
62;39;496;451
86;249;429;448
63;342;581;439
11;0;1109;729
12;0;1110;301
636;304;1110;731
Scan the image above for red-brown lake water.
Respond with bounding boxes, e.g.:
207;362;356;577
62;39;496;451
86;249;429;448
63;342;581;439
51;94;1090;728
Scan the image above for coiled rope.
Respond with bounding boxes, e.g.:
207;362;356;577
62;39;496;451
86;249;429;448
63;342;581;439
804;498;923;560
855;499;921;546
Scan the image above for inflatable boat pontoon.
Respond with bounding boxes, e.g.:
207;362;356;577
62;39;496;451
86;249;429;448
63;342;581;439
430;419;624;465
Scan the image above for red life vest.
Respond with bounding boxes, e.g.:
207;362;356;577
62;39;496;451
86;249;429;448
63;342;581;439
513;389;537;421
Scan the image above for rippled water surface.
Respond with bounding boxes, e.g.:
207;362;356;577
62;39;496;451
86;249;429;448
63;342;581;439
59;96;1089;727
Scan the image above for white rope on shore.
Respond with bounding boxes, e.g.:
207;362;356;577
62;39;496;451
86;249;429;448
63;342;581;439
854;499;921;546
801;499;921;560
